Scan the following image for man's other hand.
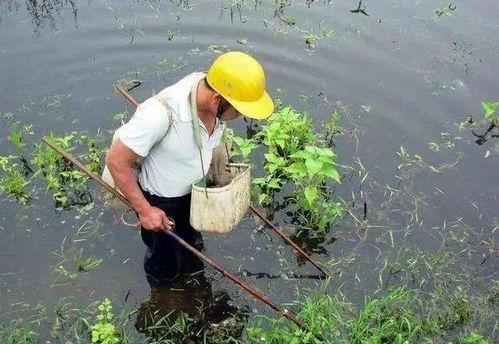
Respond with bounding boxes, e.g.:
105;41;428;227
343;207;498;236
138;206;174;232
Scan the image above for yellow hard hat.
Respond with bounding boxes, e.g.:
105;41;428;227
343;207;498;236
206;51;274;120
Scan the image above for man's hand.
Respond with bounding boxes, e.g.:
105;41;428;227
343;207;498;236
138;206;174;232
107;139;174;233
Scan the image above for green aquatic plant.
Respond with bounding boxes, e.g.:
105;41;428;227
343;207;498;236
434;3;457;17
481;101;499;126
248;287;422;344
286;146;340;182
33;136;84;207
227;130;258;162
164;30;176;41
1;127;106;208
350;288;421;344
0;320;38;344
112;111;128;123
303;28;332;50
32;132;99;207
304;33;318;49
248;280;496;344
0;155;31;205
250;106;316;205
54;264;77;280
458;331;490;344
247;289;352;344
75;255;103;273
285;146;343;231
455;101;498;146
84;138;105;174
7;131;25;151
283;16;296;26
256;106;317;155
230;105;343;232
90;298;119;344
323;109;343;146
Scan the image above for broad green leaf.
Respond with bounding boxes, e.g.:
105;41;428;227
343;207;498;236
275;138;286;149
305;159;323;178
318;147;335;157
252;177;266;185
322;164;341;182
288;150;310;159
305;146;316;154
304;186;318;207
264;153;276;162
268;178;281;189
258;194;268;204
481;101;499;125
481;101;499;117
286;162;307;179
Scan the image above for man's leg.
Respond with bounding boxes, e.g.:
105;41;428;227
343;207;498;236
140;190;204;285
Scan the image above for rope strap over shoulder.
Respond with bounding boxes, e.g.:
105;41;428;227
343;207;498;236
190;79;209;197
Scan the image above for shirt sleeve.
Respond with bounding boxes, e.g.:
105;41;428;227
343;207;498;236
118;97;170;157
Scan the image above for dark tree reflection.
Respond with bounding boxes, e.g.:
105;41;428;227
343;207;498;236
1;0;79;34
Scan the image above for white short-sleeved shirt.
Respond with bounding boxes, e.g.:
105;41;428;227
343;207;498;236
118;72;224;197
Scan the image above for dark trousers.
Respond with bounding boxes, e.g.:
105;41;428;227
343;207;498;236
140;189;204;286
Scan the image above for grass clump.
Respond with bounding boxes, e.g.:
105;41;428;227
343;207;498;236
0;320;38;344
457;331;490;344
7;130;25;151
350;288;420;344
0;155;31;205
247;279;496;344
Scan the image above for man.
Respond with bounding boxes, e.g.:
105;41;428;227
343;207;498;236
106;51;273;285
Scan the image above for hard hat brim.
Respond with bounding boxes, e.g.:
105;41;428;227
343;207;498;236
226;90;274;120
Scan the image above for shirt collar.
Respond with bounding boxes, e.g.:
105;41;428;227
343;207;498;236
155;72;206;123
178;72;206;122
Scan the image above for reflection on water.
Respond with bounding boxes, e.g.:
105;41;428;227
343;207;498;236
135;272;248;343
1;0;79;33
28;0;77;31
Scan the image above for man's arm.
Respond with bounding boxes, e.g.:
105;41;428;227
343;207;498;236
106;138;173;232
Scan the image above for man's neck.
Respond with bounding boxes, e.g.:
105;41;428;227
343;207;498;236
195;81;217;134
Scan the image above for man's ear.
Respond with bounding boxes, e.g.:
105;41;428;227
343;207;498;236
211;92;222;107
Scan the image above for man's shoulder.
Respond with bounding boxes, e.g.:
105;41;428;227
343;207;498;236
156;72;206;101
140;96;172;116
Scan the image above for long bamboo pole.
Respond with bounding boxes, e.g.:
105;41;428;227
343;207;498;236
115;85;332;278
249;205;331;278
41;137;309;332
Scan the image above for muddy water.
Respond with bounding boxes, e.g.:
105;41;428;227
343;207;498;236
1;0;498;339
